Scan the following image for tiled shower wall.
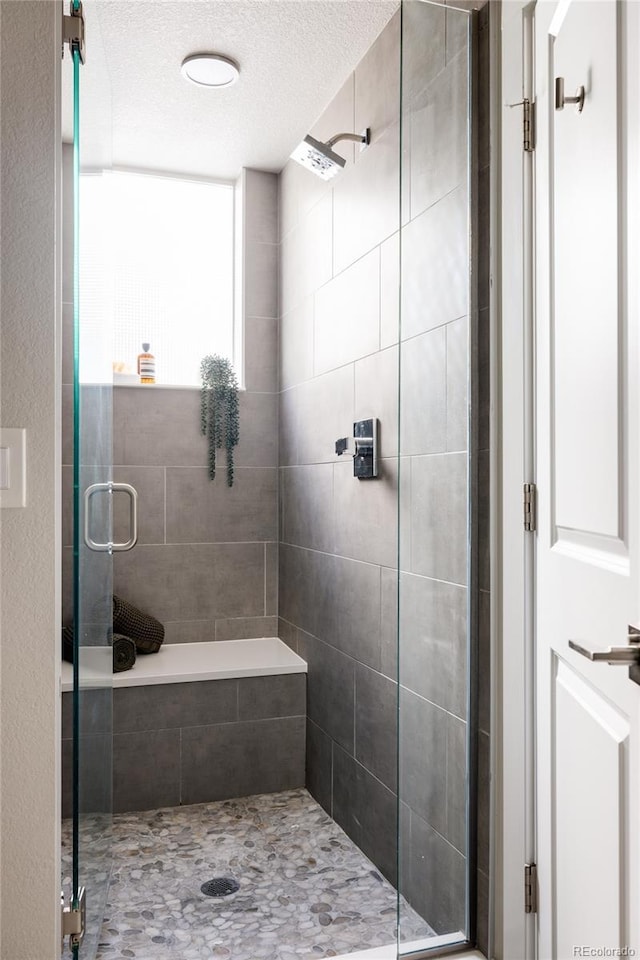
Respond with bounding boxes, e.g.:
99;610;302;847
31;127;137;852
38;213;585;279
277;2;490;944
62;162;280;643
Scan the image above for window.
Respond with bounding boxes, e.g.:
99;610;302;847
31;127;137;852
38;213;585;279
79;170;235;387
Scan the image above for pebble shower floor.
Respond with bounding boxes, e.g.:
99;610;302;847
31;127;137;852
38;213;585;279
62;789;433;959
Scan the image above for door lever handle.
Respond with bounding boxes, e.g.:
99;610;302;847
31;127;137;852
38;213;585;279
569;626;640;666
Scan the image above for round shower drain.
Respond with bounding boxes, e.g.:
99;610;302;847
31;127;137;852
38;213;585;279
200;877;240;898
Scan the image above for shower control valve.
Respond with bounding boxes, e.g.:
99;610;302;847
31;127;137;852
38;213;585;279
335;419;379;480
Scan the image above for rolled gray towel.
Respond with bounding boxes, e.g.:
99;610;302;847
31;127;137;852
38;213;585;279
112;595;164;654
113;635;136;672
61;626;137;673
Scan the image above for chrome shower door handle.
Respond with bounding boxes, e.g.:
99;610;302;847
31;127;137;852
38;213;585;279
83;481;138;553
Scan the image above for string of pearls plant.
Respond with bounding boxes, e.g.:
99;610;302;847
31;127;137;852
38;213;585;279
200;355;240;487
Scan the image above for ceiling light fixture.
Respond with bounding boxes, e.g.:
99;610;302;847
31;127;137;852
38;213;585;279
181;54;240;88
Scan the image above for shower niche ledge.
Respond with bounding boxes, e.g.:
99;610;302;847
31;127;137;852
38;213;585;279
62;638;307;815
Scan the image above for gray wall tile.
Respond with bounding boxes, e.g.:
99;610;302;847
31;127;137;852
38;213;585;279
238;674;305;721
165;467;277;543
306;719;333;815
280;192;332;316
245;317;278;393
333;123;400;275
113;466;165;545
332;744;398;886
400;327;447;456
446;316;469;452
355;664;397;792
215;616;278;641
402;0;446;105
399;688;447;836
113;729;181;813
280;299;314;391
399;573;467;719
411;453;468;585
295;365;355;465
446;714;467;854
114;680;238;733
265;542;278;616
163;619;216;643
245;240;278;319
354;346;399;458
314;248;380;376
244;169;279;244
114;542;266;623
354;10;400;148
281;464;334;552
401;186;469;341
181;717;305;804
380;233;400;349
380;565;398;680
296;632;355;755
407;809;466;935
333;458;398;568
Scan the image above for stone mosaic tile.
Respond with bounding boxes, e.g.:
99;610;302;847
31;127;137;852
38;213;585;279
62;789;434;959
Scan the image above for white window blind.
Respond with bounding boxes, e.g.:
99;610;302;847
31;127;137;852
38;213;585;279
79;170;234;386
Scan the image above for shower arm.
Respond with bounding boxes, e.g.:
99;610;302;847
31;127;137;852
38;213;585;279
326;128;371;148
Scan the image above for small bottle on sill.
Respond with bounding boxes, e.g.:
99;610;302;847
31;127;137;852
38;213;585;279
137;342;156;384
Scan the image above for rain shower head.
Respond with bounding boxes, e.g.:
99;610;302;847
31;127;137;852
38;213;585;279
290;128;371;180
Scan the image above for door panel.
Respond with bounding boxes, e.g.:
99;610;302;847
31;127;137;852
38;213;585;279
535;1;640;957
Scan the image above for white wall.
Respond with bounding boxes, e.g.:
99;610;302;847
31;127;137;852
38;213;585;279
0;3;62;956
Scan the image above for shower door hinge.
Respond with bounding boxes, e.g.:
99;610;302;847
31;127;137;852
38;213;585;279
524;863;538;914
62;1;86;64
523;482;537;532
61;887;86;949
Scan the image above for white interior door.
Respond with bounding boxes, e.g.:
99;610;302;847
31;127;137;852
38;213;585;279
534;2;640;958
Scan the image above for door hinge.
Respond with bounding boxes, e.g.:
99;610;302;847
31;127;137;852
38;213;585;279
507;98;535;151
62;1;86;64
523;98;535;152
524;863;538;913
61;887;86;949
523;482;537;532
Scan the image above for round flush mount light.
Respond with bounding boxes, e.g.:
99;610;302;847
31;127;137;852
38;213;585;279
181;54;240;88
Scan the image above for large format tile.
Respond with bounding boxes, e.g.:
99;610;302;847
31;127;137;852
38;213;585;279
296;632;355;755
354;345;399;458
113;465;165;545
113;387;205;467
401;186;469;342
244;169;278;244
410;453;468;585
165;466;277;543
238;674;306;721
113;680;238;734
113;729;181;813
380;232;400;348
215;615;278;642
399;572;467;718
355;663;398;792
62;734;112;819
399;688;447;836
281;192;333;316
181;717;305;804
355;9;400;149
446;315;469;452
380;565;399;680
331;553;382;670
244;316;278;393
314;248;380;376
296;364;355;466
306;718;333;815
332;744;398;886
400;327;447;456
333;123;400;275
401;0;446;105
280;463;334;552
113;542;266;623
446;713;468;854
407;809;466;936
333;457;398;568
409;50;469;220
245;240;278;319
280;298;314;390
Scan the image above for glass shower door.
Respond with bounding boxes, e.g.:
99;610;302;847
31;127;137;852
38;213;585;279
63;3;115;956
397;0;477;954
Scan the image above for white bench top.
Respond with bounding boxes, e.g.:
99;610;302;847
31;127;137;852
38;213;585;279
61;637;307;692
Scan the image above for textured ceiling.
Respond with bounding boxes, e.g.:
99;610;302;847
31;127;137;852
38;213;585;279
64;0;398;179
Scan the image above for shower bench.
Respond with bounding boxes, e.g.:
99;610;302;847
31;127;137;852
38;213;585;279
61;637;307;816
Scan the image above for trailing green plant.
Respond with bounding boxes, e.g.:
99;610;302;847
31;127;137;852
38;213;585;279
200;355;240;487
